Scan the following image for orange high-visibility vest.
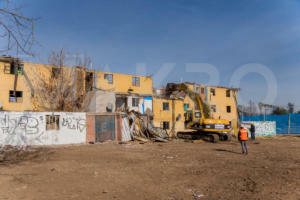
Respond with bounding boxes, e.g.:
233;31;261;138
240;128;248;141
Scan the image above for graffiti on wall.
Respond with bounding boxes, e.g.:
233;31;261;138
62;116;86;133
0;112;86;146
242;121;276;136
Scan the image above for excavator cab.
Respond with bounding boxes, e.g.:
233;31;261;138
184;110;203;129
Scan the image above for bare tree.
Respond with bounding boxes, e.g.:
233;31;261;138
238;101;258;116
0;0;34;55
32;49;94;112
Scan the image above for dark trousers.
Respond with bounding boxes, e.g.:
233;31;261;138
251;132;255;140
240;141;248;154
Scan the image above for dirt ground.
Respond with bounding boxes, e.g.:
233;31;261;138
0;137;299;200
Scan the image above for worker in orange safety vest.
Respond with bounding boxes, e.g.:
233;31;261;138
238;126;249;154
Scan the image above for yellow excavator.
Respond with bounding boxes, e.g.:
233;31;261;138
167;83;232;142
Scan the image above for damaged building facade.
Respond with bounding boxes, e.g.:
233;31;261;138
0;56;153;115
153;83;240;136
0;56;96;111
152;92;196;137
185;83;240;134
96;71;153;114
0;56;239;140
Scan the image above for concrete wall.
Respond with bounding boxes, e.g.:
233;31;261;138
86;90;116;113
0;111;86;146
242;121;276;136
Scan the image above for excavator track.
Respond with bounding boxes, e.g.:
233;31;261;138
177;132;231;143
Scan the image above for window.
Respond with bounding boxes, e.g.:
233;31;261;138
227;106;231;113
4;63;23;75
201;88;205;94
210;88;216;96
104;74;113;84
226;89;231;97
162;121;170;130
85;72;94;91
211;105;216;112
163;102;169;111
46;115;60;130
132;77;140;87
195;87;200;93
132;98;139;107
9;90;23;103
184;103;189;111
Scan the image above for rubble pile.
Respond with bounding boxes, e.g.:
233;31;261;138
128;111;169;143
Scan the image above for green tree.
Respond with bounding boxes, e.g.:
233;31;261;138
272;107;288;115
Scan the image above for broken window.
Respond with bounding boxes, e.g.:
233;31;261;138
163;102;169;111
132;98;139;107
4;63;23;75
210;88;216;96
51;67;61;78
201;88;205;94
162;121;170;130
116;97;127;111
104;74;113;84
211;105;216;113
227;106;231;113
132;77;140;87
46;115;60;130
85;72;94;91
226;89;231;97
9;90;23;103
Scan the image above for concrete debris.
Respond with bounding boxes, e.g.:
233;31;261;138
128;111;169;142
121;115;132;142
193;193;204;199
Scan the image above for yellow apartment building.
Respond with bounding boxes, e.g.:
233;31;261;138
97;71;153;114
0;57;39;111
206;86;239;135
0;56;153;114
0;56;96;111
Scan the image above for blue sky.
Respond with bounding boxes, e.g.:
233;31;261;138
14;0;300;107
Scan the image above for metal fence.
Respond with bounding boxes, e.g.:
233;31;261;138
241;113;300;134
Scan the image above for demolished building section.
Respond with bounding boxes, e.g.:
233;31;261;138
0;56;240;143
153;83;240;136
152;84;196;137
96;71;153;115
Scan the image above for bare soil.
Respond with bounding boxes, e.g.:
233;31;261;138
0;137;299;200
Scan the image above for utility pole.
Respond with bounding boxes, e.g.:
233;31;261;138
288;114;291;134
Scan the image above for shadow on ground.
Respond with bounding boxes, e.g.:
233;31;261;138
215;148;242;155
